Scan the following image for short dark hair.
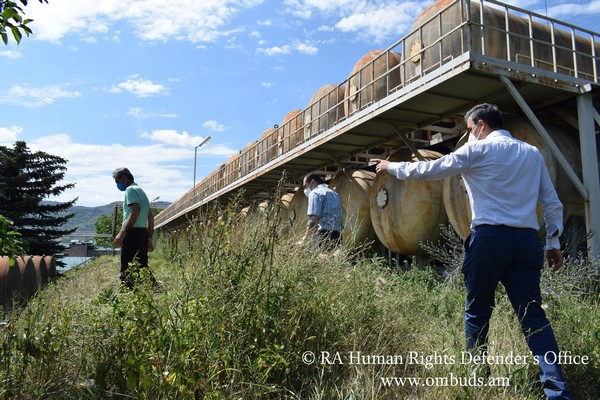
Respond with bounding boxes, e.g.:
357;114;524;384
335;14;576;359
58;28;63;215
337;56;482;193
465;103;503;130
112;167;134;181
304;172;324;185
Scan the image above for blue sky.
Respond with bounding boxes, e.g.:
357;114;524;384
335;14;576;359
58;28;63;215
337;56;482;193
1;0;599;207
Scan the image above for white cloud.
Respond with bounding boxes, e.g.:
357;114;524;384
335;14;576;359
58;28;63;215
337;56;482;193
25;0;265;43
0;50;23;59
0;126;23;144
1;84;81;107
543;1;600;20
296;41;318;55
127;107;178;119
141;129;203;147
260;82;274;88
27;133;237;206
335;2;425;40
110;76;168;97
257;45;291;56
203;120;227;132
282;0;429;42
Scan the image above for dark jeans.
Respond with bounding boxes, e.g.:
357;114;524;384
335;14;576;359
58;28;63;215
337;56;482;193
120;227;149;288
462;225;570;400
312;229;341;251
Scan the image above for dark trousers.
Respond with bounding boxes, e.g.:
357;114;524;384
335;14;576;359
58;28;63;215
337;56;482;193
462;225;570;400
312;229;341;250
120;227;149;288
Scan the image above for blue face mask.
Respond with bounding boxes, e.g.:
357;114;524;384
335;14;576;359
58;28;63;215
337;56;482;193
117;182;127;192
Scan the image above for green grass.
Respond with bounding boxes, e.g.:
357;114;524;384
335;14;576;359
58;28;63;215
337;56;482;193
1;200;598;399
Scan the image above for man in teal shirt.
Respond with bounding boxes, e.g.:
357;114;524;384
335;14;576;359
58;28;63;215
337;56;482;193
112;167;155;288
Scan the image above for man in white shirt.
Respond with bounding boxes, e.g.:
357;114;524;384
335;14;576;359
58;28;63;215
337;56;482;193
373;103;570;400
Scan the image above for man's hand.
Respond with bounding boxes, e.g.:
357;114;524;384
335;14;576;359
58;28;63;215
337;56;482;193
148;239;154;252
114;232;124;248
372;159;390;174
545;248;564;272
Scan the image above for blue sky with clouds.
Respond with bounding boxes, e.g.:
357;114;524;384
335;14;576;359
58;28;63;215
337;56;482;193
1;0;598;207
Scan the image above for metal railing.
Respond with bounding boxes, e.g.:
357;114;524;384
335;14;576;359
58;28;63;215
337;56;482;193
156;0;599;228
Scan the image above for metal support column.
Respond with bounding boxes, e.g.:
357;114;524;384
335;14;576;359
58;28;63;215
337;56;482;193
576;88;600;257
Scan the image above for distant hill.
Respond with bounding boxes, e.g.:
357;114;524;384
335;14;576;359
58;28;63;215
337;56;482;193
55;201;171;233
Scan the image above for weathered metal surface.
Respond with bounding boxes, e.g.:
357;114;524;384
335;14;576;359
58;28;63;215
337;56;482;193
304;84;346;141
329;169;376;247
345;50;403;117
288;188;309;237
370;150;448;255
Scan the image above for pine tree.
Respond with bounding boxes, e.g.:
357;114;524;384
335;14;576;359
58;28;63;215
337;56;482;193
0;141;77;256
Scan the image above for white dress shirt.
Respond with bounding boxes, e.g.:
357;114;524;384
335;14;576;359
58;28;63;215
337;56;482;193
386;130;563;249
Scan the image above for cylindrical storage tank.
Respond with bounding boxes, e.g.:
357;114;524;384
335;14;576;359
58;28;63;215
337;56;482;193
405;0;599;83
258;127;278;165
1;256;22;309
17;256;37;300
279;110;304;153
288;188;309;237
215;163;226;191
226;152;241;185
345;50;402;117
370;150;448;255
44;255;57;281
32;255;49;289
443;115;586;240
240;142;257;176
329;170;377;248
278;193;294;236
304;84;346;141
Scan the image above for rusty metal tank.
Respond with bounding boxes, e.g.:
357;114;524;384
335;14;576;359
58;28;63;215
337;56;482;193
44;255;57;280
226;152;241;185
17;256;37;300
288;188;309;237
277;193;294;235
370;149;448;255
329;170;376;247
1;256;22;309
240;141;258;176
304;84;346;141
258;127;278;165
279;109;304;153
443;115;586;239
405;0;599;83
32;255;49;288
345;50;402;117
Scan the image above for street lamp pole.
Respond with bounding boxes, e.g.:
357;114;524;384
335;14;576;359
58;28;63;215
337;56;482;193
193;136;212;187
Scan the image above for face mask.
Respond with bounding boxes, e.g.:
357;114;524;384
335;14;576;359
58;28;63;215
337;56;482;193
117;182;127;192
304;187;311;197
468;124;481;142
